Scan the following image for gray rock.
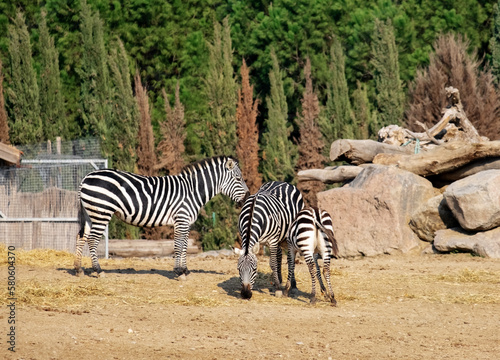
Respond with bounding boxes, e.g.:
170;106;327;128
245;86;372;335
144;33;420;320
409;194;459;241
434;227;500;258
443;170;500;231
317;165;438;257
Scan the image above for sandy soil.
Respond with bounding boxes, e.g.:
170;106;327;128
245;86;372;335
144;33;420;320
1;251;499;360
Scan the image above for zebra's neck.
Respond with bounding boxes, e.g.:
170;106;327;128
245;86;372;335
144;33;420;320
177;162;221;209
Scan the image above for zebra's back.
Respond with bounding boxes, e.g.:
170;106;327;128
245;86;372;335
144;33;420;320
80;169;188;227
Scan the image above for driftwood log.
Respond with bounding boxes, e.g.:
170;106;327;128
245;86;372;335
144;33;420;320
436;158;500;182
330;139;414;165
297;166;365;184
373;141;500;177
108;239;199;257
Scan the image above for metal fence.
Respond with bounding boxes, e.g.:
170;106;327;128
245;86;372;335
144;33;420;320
0;138;109;257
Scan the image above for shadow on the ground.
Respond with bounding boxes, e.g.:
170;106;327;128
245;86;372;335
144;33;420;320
57;267;223;280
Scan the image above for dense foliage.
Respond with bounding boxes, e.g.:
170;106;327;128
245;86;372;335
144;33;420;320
1;0;500;246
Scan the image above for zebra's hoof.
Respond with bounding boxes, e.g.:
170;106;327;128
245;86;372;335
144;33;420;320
275;290;283;298
178;274;187;281
75;269;84;277
310;297;318;305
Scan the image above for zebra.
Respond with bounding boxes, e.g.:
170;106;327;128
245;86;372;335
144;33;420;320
234;181;303;299
284;206;339;305
74;156;249;278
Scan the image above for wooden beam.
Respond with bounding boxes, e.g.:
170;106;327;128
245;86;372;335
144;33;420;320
0;142;21;165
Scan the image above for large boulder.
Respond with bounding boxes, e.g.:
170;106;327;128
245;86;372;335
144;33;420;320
443;170;500;231
409;194;459;242
434;227;500;258
317;165;438;257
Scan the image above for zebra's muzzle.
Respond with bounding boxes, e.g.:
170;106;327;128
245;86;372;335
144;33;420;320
241;284;253;299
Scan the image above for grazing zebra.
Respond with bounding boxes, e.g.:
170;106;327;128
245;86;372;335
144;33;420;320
74;156;249;278
284;206;339;305
234;181;303;299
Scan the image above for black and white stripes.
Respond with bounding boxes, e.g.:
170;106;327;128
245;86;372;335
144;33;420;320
235;181;303;299
284;206;339;305
74;156;249;277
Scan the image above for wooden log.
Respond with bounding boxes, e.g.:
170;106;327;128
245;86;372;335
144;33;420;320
436;157;500;182
330;139;414;165
0;142;22;165
108;239;199;258
297;166;364;184
373;141;500;177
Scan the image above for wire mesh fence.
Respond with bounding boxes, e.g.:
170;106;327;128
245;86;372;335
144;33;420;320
0;138;108;257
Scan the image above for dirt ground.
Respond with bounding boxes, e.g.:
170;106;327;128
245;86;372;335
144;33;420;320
1;249;499;360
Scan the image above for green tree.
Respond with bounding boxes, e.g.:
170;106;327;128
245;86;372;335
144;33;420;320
78;0;112;144
490;1;500;83
39;10;67;141
202;17;238;157
0;59;9;144
7;11;42;145
108;37;138;172
372;18;404;127
320;36;354;147
261;49;297;183
351;81;374;140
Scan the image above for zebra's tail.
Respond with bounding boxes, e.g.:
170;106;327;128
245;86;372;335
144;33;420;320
77;200;91;238
314;212;339;259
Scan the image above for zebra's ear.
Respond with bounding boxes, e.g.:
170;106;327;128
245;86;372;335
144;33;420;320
251;243;260;255
232;246;243;256
226;158;236;170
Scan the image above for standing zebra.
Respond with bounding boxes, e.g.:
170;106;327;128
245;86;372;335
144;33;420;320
234;181;303;299
74;156;249;278
284;206;339;305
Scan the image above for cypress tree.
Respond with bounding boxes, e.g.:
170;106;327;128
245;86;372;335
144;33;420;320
108;38;138;172
371;18;404;127
79;0;111;147
352;81;374;140
296;57;325;208
236;59;261;194
7;11;42;145
321;36;354;145
39;10;67;141
490;1;500;84
203;17;238;157
0;59;9;144
261;49;297;183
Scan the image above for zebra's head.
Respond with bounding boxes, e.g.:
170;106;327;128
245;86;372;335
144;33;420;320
220;157;250;207
234;244;259;299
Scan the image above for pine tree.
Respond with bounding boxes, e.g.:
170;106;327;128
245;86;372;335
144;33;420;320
490;1;500;84
108;38;138;172
371;18;405;127
203;17;238;157
135;71;157;177
0;59;9;144
261;49;297;183
7;11;42;145
236;59;261;193
156;83;186;175
39;10;67;141
321;36;354;146
296;58;325;208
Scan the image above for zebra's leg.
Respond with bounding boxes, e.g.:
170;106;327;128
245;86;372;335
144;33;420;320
305;255;318;304
314;253;327;294
74;233;86;277
86;220;110;277
173;222;190;279
268;245;282;295
277;245;283;285
284;246;296;297
322;256;337;306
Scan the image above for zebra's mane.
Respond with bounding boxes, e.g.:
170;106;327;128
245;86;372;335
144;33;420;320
179;155;237;175
243;193;258;256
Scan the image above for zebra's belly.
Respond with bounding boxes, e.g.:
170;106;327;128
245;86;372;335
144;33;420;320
114;210;176;227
